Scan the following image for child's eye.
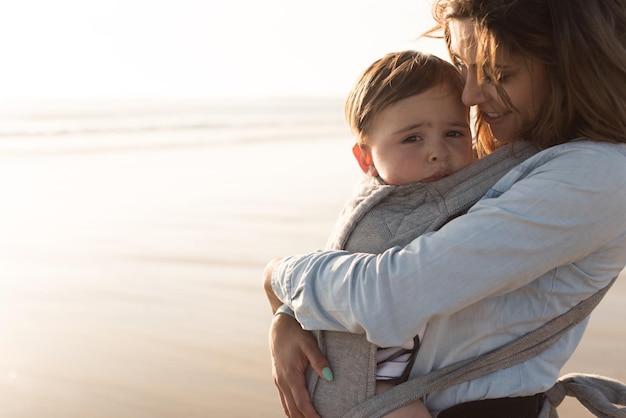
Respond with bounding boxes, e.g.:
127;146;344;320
446;131;463;137
402;135;422;144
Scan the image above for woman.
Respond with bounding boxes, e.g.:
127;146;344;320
265;0;626;416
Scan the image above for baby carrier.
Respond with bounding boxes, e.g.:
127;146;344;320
307;141;626;417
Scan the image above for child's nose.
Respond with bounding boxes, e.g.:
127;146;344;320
428;143;450;163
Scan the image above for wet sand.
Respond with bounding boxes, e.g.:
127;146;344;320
0;136;623;417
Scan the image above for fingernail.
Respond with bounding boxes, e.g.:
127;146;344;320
322;367;334;382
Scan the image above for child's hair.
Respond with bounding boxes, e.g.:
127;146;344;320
345;50;466;146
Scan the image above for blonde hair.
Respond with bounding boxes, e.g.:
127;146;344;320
345;50;466;146
426;0;626;157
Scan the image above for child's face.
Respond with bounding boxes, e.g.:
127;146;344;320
363;86;473;185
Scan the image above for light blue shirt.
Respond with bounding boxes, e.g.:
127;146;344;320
271;140;626;412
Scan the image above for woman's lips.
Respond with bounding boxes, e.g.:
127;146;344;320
481;110;508;125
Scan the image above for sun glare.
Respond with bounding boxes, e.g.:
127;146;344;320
0;0;446;101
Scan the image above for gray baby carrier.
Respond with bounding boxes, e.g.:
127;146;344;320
306;141;626;417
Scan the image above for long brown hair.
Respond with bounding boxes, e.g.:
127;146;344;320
425;0;626;156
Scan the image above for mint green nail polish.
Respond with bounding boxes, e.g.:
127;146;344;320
322;367;334;382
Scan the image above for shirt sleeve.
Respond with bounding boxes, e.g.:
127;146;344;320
274;304;295;318
271;143;626;348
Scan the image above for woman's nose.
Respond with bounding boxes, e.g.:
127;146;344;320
462;68;486;106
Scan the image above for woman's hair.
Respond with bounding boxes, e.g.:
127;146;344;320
426;0;626;156
345;50;466;146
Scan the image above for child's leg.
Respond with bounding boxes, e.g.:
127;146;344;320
376;381;432;418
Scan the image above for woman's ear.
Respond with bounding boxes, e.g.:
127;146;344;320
352;144;378;177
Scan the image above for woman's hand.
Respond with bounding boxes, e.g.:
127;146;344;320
264;257;332;416
269;312;332;418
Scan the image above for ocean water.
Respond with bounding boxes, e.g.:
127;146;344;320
0;95;359;267
0;97;349;154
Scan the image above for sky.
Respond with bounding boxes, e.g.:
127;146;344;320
0;0;448;101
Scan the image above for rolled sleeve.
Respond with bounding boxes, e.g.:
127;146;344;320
274;304;295;318
271;255;298;308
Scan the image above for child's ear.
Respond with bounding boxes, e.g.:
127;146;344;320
352;144;378;177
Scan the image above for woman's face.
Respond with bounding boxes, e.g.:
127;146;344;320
448;18;551;144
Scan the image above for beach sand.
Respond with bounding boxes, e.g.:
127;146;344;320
0;134;624;417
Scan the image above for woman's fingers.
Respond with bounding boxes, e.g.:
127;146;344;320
269;313;324;417
277;367;317;418
303;336;333;383
275;375;307;418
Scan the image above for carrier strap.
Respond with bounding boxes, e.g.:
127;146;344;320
342;277;624;418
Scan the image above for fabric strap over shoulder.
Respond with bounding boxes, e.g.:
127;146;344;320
341;277;626;418
328;141;540;254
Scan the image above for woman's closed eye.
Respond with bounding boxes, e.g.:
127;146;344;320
452;55;465;70
452;56;468;77
481;67;506;85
